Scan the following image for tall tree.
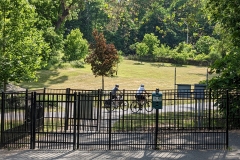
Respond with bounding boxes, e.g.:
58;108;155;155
206;0;240;89
30;0;85;31
0;0;50;91
206;0;240;123
85;30;119;90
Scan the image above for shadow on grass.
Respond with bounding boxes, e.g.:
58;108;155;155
191;73;207;76
19;70;68;89
150;63;165;67
133;62;144;65
170;64;187;67
150;63;187;68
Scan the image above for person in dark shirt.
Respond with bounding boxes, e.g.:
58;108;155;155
111;84;121;100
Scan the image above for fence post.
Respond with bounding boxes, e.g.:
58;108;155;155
208;88;212;130
108;92;112;150
155;109;159;150
226;89;229;149
30;92;36;149
97;89;101;132
0;92;5;148
24;89;29;134
73;92;77;150
65;88;70;130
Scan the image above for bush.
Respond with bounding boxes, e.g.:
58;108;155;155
194;53;208;61
70;60;85;68
58;63;71;69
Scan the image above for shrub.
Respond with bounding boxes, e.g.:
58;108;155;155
70;60;85;68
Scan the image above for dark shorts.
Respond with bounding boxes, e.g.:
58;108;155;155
135;95;145;101
112;95;117;99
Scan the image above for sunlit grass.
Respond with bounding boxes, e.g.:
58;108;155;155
112;111;224;131
19;59;213;90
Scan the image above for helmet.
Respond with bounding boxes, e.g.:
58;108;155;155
141;84;144;87
115;84;119;87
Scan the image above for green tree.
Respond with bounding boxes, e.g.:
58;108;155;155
206;0;240;47
206;0;240;89
30;0;86;31
43;27;64;68
0;0;50;91
172;42;195;64
142;33;160;55
85;30;119;90
136;43;149;63
29;0;87;68
195;36;217;55
206;0;240;125
63;29;89;62
153;44;172;59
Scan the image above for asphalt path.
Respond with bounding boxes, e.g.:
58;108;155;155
0;130;240;160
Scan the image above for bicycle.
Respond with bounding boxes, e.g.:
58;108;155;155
130;94;153;113
104;94;128;111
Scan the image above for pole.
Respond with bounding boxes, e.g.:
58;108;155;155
155;109;159;149
226;89;229;149
108;92;112;150
174;67;176;90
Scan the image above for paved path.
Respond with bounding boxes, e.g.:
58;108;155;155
0;130;240;160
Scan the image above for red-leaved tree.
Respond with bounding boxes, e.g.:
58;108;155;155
85;30;119;90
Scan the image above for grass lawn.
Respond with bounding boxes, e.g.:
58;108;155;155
112;112;224;131
19;59;212;90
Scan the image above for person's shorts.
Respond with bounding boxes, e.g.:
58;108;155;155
135;95;145;101
112;95;117;99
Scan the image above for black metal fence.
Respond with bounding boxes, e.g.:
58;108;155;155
0;88;233;150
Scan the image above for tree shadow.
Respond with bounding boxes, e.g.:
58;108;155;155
150;63;165;67
48;75;68;84
19;70;68;89
133;62;144;65
170;64;187;67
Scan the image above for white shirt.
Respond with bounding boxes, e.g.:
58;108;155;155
136;87;145;95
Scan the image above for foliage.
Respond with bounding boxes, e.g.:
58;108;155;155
173;42;195;60
153;44;172;58
195;36;217;55
42;27;64;69
70;60;85;68
142;33;160;55
206;0;240;121
206;0;240;47
63;29;89;62
0;0;50;91
208;50;240;124
30;0;86;31
171;51;187;65
135;43;149;62
85;30;119;90
194;53;208;61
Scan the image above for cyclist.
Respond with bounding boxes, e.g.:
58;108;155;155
135;84;148;109
111;84;122;100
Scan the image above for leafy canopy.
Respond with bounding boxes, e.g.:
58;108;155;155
85;29;119;77
63;29;89;62
0;0;50;90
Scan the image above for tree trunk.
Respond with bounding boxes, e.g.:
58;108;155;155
55;0;71;31
55;8;69;31
102;75;104;90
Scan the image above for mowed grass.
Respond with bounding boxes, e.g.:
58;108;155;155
19;59;212;90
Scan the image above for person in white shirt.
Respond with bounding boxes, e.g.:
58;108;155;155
135;84;148;106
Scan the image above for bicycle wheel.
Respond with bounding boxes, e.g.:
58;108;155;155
130;101;140;113
120;101;129;111
144;101;153;112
